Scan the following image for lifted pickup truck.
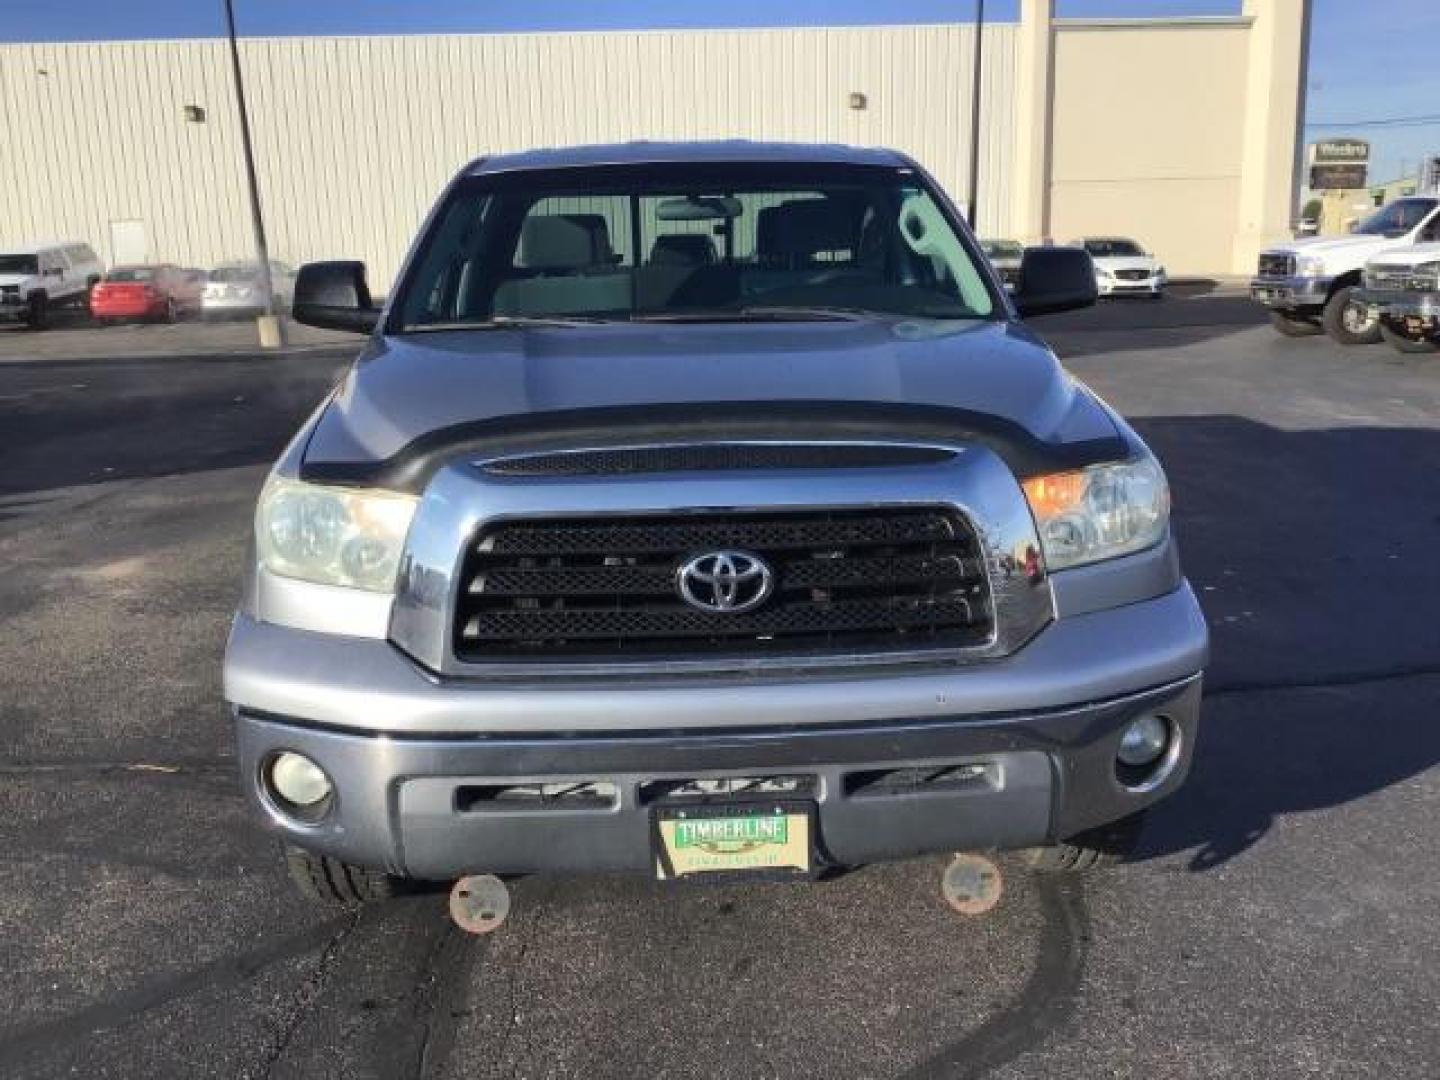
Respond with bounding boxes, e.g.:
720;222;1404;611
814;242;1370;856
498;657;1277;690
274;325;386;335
1359;244;1440;354
1251;196;1440;344
224;142;1207;909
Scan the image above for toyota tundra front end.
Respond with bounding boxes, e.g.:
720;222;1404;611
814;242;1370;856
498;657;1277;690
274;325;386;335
223;142;1207;906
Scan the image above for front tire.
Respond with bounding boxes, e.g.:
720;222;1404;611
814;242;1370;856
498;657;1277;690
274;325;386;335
24;293;48;330
1022;811;1147;873
1269;310;1323;337
1379;322;1438;354
1322;286;1382;345
283;843;408;906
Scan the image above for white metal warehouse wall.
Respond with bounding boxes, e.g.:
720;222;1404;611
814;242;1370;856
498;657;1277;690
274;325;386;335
0;25;1018;289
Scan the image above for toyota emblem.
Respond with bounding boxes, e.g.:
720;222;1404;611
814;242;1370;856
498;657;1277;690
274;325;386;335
676;551;775;614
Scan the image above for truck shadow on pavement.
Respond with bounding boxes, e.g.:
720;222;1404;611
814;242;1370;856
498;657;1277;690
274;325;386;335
1127;414;1440;872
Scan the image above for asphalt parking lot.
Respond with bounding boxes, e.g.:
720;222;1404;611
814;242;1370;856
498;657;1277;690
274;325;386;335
1;295;1437;1078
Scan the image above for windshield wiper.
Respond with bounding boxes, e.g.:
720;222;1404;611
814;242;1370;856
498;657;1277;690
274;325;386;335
630;305;871;324
401;315;610;332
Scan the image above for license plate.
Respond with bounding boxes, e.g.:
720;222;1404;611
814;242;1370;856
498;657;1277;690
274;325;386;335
653;802;812;879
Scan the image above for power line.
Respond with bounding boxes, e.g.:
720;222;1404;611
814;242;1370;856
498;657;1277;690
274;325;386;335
1305;112;1440;130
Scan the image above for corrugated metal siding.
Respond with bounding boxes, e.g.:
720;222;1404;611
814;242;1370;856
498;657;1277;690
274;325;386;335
0;25;1017;288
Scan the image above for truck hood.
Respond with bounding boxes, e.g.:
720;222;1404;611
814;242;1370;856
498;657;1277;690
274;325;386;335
302;318;1126;488
1265;233;1397;259
1365;242;1440;269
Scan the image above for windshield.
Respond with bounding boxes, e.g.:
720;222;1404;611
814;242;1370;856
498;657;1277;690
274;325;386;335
1354;198;1438;238
981;240;1023;260
1083;239;1144;257
106;267;156;282
396;163;998;329
0;255;39;275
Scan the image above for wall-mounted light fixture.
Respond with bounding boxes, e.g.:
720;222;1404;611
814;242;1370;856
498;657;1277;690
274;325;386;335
848;92;867;111
183;104;207;123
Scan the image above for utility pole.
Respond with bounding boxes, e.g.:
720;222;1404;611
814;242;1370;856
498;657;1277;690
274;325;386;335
965;0;986;229
223;0;282;347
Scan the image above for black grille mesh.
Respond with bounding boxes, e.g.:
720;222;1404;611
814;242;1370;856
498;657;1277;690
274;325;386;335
480;444;953;477
455;509;992;662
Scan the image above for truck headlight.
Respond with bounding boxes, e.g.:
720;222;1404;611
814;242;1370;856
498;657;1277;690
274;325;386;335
256;476;418;591
1022;457;1170;570
1294;254;1326;277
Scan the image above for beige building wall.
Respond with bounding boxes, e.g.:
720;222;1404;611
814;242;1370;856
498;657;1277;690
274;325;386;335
1047;18;1251;274
0;9;1307;286
0;25;1018;290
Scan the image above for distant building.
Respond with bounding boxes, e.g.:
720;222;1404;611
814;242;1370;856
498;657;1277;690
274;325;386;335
1369;174;1421;207
0;0;1308;281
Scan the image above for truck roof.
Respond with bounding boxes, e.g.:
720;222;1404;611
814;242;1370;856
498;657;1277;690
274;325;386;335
467;140;913;176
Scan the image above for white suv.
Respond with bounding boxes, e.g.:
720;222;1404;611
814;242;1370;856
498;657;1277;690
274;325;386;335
0;242;104;329
1251;196;1440;344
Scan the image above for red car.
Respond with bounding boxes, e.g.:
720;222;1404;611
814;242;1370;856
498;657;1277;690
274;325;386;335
90;264;204;323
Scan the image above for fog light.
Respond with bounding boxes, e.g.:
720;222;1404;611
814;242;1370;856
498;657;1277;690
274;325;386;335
268;751;332;809
1117;714;1170;767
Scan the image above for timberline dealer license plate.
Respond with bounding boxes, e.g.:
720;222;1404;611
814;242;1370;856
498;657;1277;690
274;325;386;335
653;802;813;880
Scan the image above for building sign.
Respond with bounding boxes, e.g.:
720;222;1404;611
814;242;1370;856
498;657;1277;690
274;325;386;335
1311;163;1368;190
1309;138;1369;190
1313;138;1370;164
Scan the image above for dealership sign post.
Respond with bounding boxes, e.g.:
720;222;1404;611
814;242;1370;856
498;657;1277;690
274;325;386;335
1309;138;1370;191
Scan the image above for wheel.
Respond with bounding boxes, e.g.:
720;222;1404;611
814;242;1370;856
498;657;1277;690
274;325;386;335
1321;286;1382;345
24;293;48;330
283;843;408;906
1268;310;1323;337
1022;811;1147;873
1379;322;1438;354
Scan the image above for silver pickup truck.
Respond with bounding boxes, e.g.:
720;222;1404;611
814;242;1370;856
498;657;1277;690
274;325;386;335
224;142;1207;909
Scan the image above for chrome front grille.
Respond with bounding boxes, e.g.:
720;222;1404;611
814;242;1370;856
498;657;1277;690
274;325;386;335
453;508;993;663
1258;253;1295;278
1115;268;1151;281
1365;265;1435;292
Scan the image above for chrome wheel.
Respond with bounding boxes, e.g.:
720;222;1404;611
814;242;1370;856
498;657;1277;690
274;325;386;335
1341;298;1376;335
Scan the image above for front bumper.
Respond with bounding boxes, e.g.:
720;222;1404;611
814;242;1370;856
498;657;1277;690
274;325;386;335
1249;274;1332;310
1098;275;1164;296
1359;288;1440;334
227;583;1208;878
204;294;275;315
91;299;163;319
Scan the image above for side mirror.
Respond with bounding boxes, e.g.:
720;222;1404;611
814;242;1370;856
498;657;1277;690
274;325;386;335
1013;247;1098;318
293;261;379;334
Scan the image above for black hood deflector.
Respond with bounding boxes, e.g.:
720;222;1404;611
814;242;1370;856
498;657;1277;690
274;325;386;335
300;399;1128;492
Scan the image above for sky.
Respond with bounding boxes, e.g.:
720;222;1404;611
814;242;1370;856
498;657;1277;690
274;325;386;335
1;0;1436;187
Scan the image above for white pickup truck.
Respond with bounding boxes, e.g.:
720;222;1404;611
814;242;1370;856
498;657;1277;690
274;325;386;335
1250;196;1440;344
0;241;104;329
1359;242;1440;353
